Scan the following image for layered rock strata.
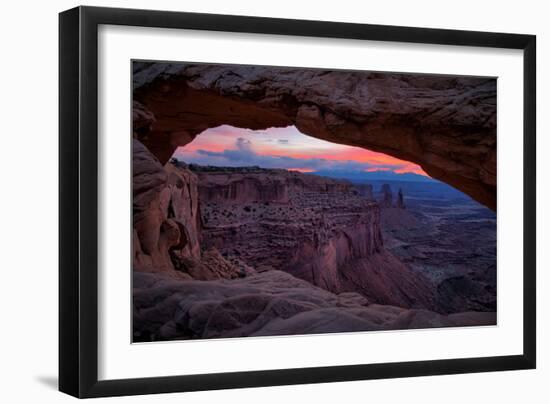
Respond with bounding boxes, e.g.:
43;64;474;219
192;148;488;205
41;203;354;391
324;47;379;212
132;139;247;280
195;167;435;309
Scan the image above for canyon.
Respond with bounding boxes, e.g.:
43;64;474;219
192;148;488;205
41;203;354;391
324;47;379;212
376;180;497;314
132;138;496;341
194;164;435;310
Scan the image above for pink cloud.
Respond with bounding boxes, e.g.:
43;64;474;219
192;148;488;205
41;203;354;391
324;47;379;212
175;125;429;177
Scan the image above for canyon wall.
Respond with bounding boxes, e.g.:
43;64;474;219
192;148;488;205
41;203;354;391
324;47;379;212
194;167;290;204
196;167;435;310
132;139;202;275
132;62;496;210
133;139;253;280
193;166;352;204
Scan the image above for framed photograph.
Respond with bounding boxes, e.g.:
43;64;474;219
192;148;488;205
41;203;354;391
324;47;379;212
59;6;536;398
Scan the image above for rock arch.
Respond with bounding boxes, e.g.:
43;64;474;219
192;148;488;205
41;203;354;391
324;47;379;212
133;62;497;210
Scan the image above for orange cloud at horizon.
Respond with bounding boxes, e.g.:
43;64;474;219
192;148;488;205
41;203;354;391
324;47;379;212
260;143;404;165
287;168;316;173
257;147;429;177
394;165;429;176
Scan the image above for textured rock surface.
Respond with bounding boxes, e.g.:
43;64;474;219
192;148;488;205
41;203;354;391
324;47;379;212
133;270;495;341
133;62;496;209
133;139;245;279
195;167;435;310
133;138;175;273
193;165;352;204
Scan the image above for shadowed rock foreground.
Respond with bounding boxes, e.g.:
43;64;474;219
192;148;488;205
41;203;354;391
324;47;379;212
133;270;495;341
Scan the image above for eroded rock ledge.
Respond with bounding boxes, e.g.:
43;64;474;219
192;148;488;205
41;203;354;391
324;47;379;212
133;270;496;341
133;62;496;210
195;166;434;309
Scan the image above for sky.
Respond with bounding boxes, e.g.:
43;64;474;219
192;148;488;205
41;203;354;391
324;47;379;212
173;125;429;178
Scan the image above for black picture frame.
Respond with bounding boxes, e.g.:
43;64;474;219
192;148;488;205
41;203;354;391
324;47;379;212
59;5;536;398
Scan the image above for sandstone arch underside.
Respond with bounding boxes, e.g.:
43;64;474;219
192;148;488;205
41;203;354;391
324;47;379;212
132;62;497;210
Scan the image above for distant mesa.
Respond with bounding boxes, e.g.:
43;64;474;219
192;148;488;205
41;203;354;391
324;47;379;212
180;162;355;203
313;169;436;183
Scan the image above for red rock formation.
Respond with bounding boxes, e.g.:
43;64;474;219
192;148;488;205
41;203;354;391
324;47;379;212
133;138;175;274
196;167;435;310
195;169;289;204
133;62;496;210
191;165;352;204
132;139;247;279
